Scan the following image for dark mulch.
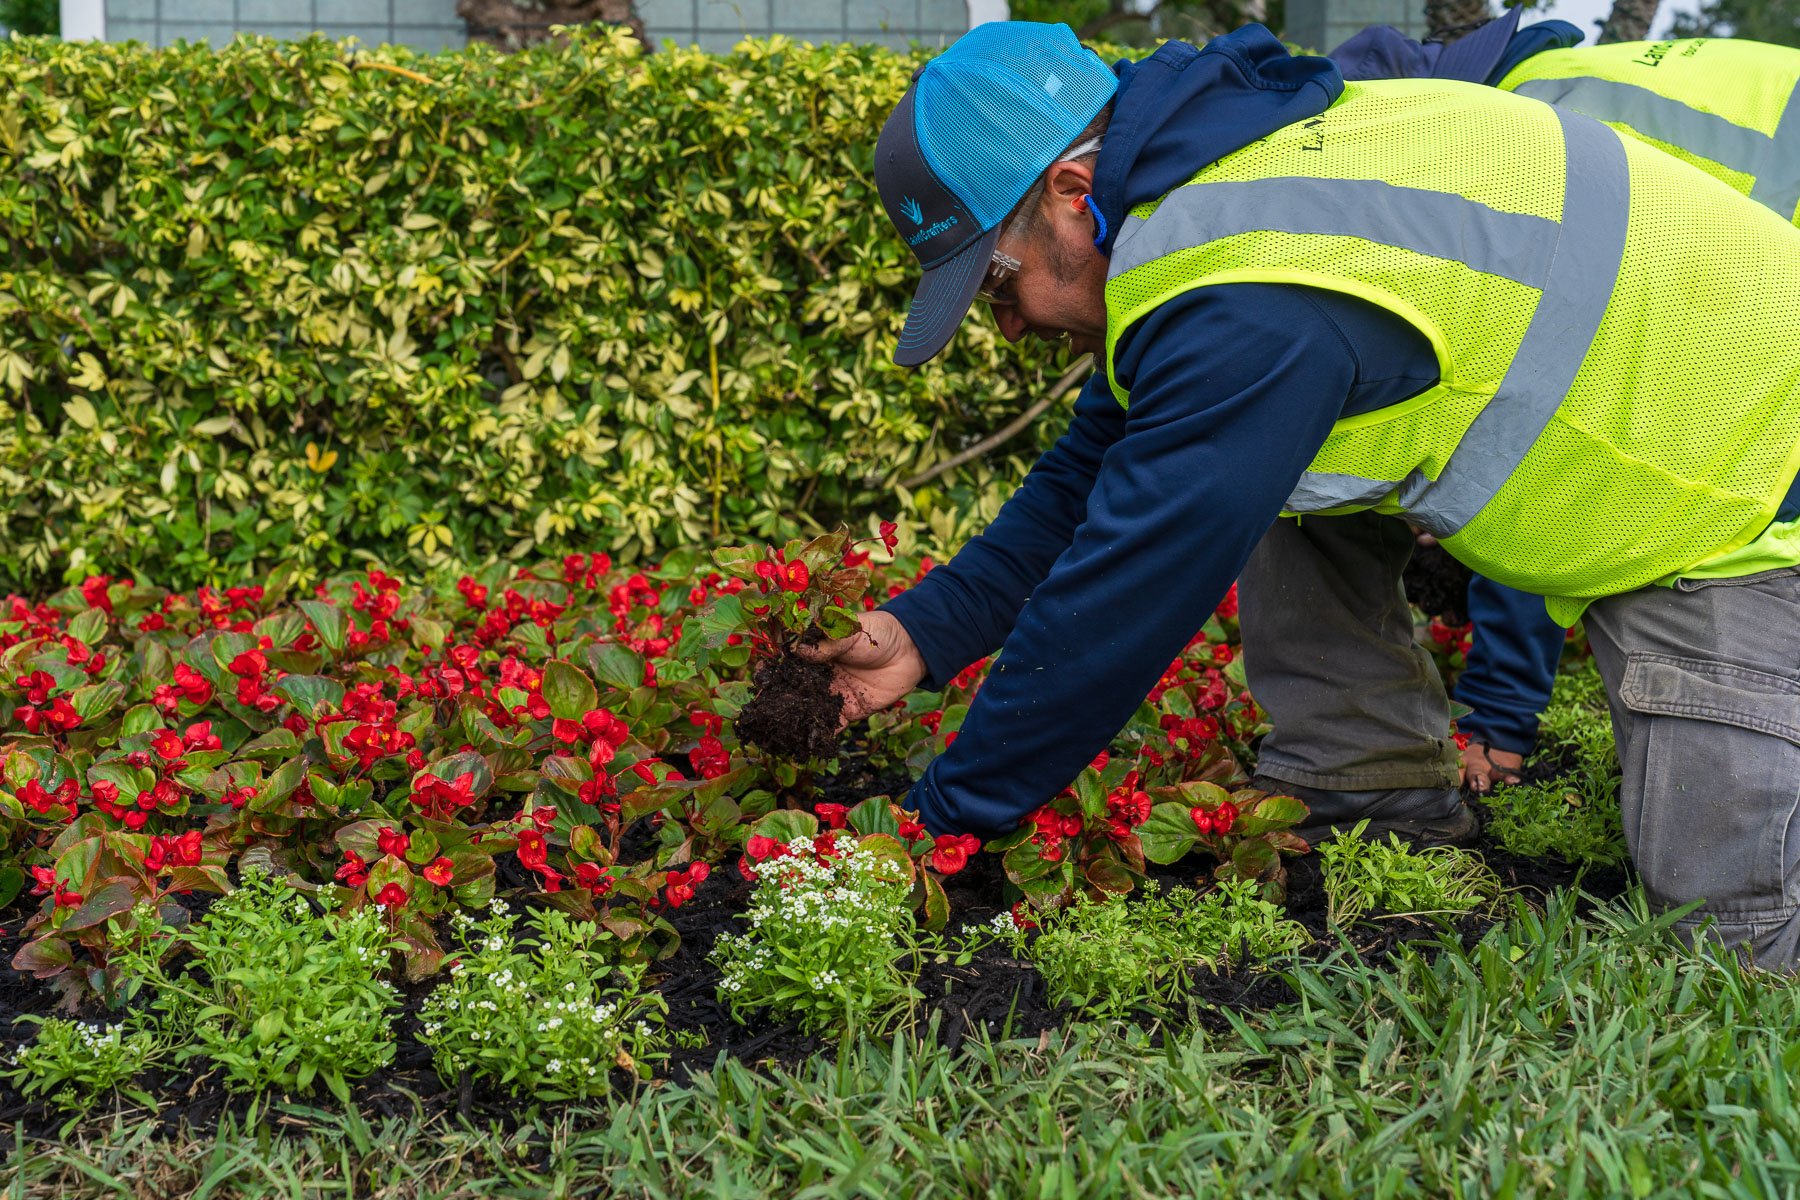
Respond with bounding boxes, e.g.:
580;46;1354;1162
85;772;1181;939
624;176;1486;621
0;769;1631;1139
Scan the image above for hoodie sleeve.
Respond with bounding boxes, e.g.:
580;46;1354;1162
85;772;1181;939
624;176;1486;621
879;374;1126;690
1486;21;1586;86
908;282;1423;836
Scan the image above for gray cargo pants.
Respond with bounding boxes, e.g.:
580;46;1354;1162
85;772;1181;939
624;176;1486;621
1241;511;1800;970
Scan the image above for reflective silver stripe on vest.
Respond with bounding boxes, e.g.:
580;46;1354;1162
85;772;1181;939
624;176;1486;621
1110;178;1560;288
1284;471;1403;512
1402;107;1631;537
1108;109;1631;526
1515;73;1800;222
1513;76;1772;174
1750;90;1800;222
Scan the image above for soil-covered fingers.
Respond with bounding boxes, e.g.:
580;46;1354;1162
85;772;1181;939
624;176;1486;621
823;652;925;729
793;613;884;666
797;611;917;669
826;671;882;729
801;613;927;729
1461;741;1525;795
793;629;858;664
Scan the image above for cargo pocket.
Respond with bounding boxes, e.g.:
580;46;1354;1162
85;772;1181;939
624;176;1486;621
1673;565;1800;593
1619;653;1800;919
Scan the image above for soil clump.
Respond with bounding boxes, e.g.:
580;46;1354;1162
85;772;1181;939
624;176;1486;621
733;653;845;761
1403;541;1475;624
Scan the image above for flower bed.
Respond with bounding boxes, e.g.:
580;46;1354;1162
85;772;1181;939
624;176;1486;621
0;532;1630;1127
0;819;1623;1136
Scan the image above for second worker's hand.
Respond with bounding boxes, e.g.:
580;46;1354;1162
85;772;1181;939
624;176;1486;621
1461;740;1525;795
794;610;928;729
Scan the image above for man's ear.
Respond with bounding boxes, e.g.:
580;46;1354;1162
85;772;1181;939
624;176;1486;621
1043;159;1095;207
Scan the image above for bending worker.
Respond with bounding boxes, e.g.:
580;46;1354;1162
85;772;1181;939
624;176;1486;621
810;22;1800;968
1330;15;1800;791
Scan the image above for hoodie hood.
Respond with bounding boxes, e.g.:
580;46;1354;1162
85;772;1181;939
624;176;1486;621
1328;13;1585;86
1090;26;1344;259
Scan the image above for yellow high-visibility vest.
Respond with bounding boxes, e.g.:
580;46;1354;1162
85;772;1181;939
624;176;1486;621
1104;79;1800;624
1499;37;1800;225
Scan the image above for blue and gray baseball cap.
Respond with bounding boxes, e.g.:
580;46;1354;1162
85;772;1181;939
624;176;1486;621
875;22;1118;367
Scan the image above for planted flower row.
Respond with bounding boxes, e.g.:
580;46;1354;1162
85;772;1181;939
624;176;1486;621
0;528;1285;1004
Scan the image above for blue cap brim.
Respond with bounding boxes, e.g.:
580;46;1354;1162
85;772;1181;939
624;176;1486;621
894;222;1002;368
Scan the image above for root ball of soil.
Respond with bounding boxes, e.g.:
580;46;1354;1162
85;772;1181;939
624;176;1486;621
734;653;845;761
1403;541;1474;624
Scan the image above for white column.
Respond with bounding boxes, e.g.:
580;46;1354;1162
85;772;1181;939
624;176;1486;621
966;0;1007;28
60;0;106;40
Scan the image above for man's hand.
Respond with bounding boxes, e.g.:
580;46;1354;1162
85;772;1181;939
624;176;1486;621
796;610;929;729
1461;740;1524;795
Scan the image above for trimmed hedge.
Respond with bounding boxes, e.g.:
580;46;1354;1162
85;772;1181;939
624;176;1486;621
0;28;1077;590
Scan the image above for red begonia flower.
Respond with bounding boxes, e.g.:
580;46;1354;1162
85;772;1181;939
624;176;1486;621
515;828;549;871
929;833;981;876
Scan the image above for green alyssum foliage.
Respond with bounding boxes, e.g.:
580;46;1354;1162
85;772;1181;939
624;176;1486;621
1485;657;1627;867
1533;658;1617;777
110;868;402;1100
0;29;1073;591
711;836;925;1036
1320;824;1501;924
1484;771;1627;868
995;880;1308;1018
418;900;667;1100
0;1017;161;1120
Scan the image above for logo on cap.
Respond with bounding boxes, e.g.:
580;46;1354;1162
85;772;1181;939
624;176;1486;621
899;196;924;226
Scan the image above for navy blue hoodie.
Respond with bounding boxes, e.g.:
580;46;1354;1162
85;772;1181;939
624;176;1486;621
882;28;1447;835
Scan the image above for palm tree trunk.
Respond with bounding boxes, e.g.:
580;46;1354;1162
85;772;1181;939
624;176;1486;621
1597;0;1661;43
1425;0;1494;43
458;0;646;49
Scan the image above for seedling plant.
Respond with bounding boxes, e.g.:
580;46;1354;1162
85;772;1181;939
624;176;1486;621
1482;659;1627;867
1320;823;1502;925
712;832;938;1036
0;1018;164;1127
988;880;1309;1019
688;527;889;762
419;900;667;1099
108;867;403;1103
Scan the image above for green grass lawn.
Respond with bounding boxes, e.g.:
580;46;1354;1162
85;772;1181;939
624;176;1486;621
10;886;1799;1199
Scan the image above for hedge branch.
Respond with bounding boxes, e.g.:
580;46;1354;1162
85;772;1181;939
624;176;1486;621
353;60;441;86
899;355;1094;491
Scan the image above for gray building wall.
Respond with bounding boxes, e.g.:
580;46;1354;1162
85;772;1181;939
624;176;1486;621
102;0;969;53
1285;0;1446;55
